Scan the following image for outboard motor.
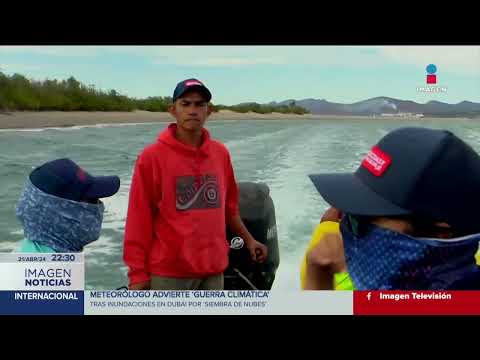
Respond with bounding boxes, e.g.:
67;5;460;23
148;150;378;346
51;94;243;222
224;182;280;290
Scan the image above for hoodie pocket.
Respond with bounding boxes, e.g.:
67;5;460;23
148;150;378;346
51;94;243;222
177;209;229;274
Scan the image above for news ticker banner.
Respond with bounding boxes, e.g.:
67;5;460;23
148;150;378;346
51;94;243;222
7;287;480;315
1;253;480;315
0;253;84;315
84;290;352;315
84;290;480;315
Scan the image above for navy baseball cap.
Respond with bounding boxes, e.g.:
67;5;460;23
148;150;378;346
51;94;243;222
172;78;212;102
309;127;480;235
29;158;120;202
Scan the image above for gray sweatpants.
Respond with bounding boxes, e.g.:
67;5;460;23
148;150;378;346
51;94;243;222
151;274;224;290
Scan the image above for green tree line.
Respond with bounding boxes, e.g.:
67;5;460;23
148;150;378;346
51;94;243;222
212;101;309;115
0;72;309;114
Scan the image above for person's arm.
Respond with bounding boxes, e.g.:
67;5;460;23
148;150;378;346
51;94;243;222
304;230;346;290
224;150;268;262
301;207;347;290
304;263;335;290
320;207;342;223
123;154;156;290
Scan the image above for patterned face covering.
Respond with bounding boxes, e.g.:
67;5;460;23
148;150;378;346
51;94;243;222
16;179;104;252
340;216;480;290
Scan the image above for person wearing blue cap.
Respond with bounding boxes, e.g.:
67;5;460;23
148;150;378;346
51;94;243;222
124;78;268;290
303;127;480;290
16;158;120;253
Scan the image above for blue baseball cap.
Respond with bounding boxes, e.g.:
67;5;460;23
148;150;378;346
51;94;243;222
29;158;120;202
309;127;480;235
172;78;212;102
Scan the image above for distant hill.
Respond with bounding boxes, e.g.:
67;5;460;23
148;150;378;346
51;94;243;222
267;97;480;118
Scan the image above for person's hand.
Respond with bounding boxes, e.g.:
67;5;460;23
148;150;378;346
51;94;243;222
304;232;346;290
246;239;268;263
306;233;346;274
129;280;151;290
320;207;343;223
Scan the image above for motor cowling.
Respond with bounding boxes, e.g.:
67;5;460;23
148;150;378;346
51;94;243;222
224;182;280;290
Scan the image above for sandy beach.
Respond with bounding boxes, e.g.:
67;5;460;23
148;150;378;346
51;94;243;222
0;110;468;130
0;110;320;130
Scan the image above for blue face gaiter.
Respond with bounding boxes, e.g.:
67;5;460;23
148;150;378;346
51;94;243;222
340;216;480;290
16;179;105;252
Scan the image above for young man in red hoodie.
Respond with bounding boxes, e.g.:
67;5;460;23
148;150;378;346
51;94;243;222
124;79;268;290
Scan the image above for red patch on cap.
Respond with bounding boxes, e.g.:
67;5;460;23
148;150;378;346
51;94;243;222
362;146;391;176
185;80;202;87
77;168;87;182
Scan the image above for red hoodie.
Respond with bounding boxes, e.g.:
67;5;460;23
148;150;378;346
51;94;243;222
124;123;239;285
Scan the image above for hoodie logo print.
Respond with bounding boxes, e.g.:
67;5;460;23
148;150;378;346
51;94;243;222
176;174;220;210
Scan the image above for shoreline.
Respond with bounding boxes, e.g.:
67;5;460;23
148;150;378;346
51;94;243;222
0;110;474;130
0;110;316;130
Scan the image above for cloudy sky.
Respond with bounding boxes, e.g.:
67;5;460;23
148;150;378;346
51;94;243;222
1;46;479;105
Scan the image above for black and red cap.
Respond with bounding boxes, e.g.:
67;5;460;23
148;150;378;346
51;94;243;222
309;127;480;234
172;78;212;102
